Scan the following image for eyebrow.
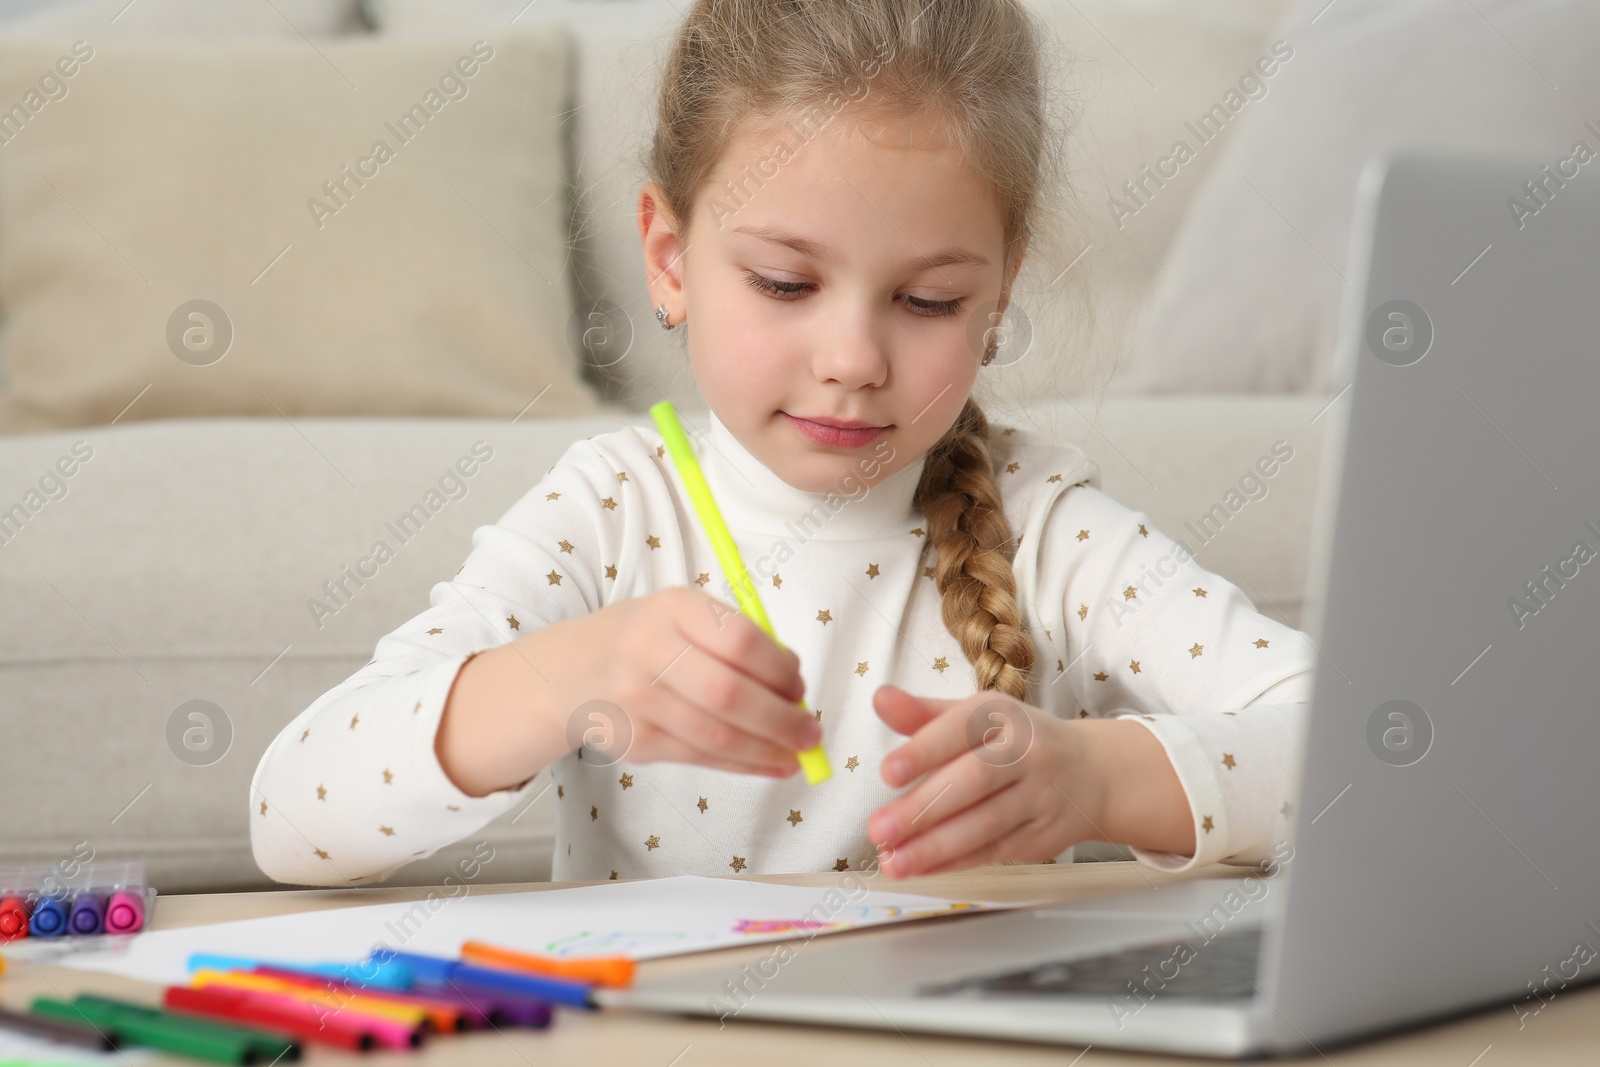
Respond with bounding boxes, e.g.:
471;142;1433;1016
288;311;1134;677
728;224;990;271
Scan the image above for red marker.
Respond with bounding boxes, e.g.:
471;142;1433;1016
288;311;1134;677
191;973;426;1050
0;897;28;940
163;985;378;1052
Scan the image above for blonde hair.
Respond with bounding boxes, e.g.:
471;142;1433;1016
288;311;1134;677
649;0;1067;701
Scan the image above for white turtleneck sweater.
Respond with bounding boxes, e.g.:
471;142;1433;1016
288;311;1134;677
251;410;1314;887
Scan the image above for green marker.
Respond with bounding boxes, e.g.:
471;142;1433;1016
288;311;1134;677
31;994;300;1064
650;400;831;783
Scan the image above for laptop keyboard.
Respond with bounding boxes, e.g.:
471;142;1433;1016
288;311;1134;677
913;926;1262;999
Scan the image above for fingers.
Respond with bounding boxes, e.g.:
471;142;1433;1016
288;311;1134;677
871;684;959;739
869;747;1019;849
638;685;800;777
639;720;798;778
876;780;1034;878
878;692;1035;789
912;819;1049;878
653;637;820;766
680;589;807;704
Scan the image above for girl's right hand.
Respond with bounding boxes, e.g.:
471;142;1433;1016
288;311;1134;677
530;586;819;777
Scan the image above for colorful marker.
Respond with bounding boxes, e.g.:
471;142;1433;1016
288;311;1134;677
650;400;831;783
382;949;595;1010
163;985;378;1053
253;966;470;1032
31;995;294;1065
187;951;414;990
0;1003;118;1051
104;890;145;934
67;892;104;935
71;994;300;1063
193;969;432;1031
461;939;636;987
29;895;69;938
180;984;420;1051
411;976;554;1029
0;896;28;940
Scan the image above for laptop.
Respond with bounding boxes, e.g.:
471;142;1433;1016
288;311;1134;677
596;150;1600;1057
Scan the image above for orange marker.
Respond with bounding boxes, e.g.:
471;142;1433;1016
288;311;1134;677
461;940;635;988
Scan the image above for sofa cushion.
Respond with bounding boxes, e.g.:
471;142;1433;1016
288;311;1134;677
0;31;611;433
1112;0;1600;393
2;0;366;38
0;396;1325;891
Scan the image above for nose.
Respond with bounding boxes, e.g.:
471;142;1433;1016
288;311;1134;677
811;305;889;390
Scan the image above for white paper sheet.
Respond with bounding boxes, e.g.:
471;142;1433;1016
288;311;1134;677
42;876;1029;988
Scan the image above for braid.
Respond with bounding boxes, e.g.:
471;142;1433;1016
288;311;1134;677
913;399;1034;702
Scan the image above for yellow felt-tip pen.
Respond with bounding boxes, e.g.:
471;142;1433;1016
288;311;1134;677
650;401;831;784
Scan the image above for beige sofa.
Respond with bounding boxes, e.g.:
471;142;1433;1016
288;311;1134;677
9;0;1576;891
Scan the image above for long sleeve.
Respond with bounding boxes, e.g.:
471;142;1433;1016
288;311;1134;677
1034;480;1315;873
249;435;626;886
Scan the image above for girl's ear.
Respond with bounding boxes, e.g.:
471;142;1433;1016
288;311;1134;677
1010;235;1029;284
639;182;688;318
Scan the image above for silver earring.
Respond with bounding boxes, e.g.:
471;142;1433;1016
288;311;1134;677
655;304;676;331
981;337;998;366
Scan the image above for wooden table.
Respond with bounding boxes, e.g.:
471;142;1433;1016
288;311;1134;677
3;862;1596;1065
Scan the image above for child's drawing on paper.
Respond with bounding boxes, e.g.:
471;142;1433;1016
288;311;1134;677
543;930;701;956
733;901;984;936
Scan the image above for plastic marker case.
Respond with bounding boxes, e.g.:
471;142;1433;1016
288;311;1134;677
0;861;154;940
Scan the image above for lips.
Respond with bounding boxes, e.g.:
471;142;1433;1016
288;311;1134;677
783;412;888;450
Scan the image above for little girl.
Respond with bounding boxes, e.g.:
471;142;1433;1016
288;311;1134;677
252;0;1313;887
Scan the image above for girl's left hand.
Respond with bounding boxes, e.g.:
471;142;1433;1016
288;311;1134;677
866;684;1105;878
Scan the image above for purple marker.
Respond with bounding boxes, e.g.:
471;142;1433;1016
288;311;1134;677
414;981;552;1028
68;892;105;935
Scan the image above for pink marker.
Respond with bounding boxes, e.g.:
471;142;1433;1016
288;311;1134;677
105;890;145;934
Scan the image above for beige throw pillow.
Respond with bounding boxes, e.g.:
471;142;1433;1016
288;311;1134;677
0;31;608;432
2;0;366;38
1110;0;1600;394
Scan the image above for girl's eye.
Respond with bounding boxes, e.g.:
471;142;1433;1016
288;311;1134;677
742;271;963;317
902;294;964;318
739;273;806;299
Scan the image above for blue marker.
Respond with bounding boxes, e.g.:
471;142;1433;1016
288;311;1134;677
377;950;596;1010
186;952;414;990
30;896;69;938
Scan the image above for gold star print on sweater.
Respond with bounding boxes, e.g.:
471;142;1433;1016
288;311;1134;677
250;409;1314;887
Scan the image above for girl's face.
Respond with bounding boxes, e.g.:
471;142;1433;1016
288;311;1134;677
640;109;1022;495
